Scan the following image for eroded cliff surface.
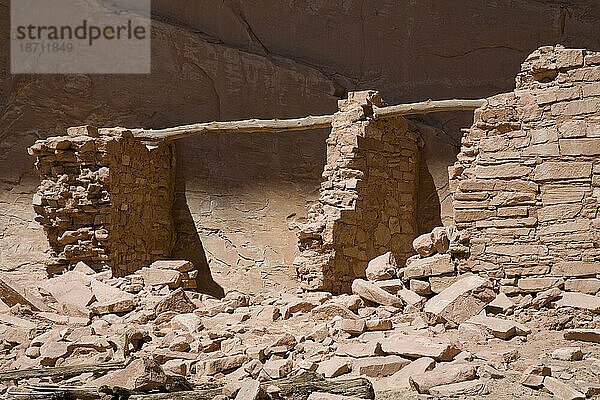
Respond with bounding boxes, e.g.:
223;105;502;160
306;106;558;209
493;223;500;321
2;0;600;293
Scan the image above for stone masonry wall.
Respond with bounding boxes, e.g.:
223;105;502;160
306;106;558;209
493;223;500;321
28;127;177;278
449;45;600;281
295;91;420;293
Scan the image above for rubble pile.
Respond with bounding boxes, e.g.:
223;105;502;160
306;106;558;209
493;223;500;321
1;233;600;399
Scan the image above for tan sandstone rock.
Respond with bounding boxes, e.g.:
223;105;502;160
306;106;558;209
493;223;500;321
423;275;495;326
351;279;403;308
365;252;397;281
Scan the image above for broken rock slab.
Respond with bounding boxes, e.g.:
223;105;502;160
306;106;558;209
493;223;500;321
311;303;360;321
386;357;435;390
423;275;495;326
91;357;167;391
403;254;455;280
552;347;583;361
316;357;350;378
365;252;397;281
90;279;133;303
197;355;248;376
544;376;585;400
351;355;410;377
149;260;194;272
429;379;489;397
556;291;600;312
0;276;48;311
413;232;435;257
380;334;459;361
235;379;262;400
486;293;514;314
520;364;551;389
39;271;92;309
564;329;600;343
139;267;182;289
351;279;403;308
155;288;196;314
409;362;477;394
466;314;531;339
91;297;135;315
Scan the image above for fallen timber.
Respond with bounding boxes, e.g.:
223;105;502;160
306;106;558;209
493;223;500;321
0;361;127;381
5;372;374;400
132;98;486;142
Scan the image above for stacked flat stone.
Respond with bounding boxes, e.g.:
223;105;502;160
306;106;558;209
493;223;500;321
449;45;600;283
294;91;421;293
28;126;176;278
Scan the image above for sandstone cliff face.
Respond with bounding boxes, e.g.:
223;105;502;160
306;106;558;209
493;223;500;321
2;0;600;293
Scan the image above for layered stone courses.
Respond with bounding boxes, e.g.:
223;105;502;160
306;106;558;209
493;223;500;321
295;91;420;293
28;128;176;277
450;45;600;279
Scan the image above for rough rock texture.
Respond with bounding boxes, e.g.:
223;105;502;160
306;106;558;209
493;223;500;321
3;1;600;294
294;91;420;292
450;45;600;278
28;130;176;277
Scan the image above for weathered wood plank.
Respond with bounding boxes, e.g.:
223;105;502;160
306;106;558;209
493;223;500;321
372;98;486;119
0;361;127;381
130;98;485;142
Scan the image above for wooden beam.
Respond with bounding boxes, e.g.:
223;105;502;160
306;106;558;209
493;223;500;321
0;361;127;381
372;98;486;119
130;98;486;142
133;115;333;142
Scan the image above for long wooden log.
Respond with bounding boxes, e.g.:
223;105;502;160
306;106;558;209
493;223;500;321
9;372;373;400
372;98;486;119
126;98;486;142
132;115;333;142
127;372;374;400
0;361;127;381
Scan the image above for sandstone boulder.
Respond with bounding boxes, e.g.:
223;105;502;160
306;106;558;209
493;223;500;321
564;329;600;343
351;279;403;308
412;233;435;257
316;357;350;378
409;363;477;394
403;254;454;280
556;291;600;312
351;355;410;377
386;357;435;389
431;226;450;253
466;314;531;339
544;377;585;400
429;379;489;397
365;252;397;281
380;334;459;361
155;288;195;314
423;275;495;326
91;357;167;391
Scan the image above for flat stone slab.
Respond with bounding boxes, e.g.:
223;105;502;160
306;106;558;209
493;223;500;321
409;362;477;394
351;279;403;308
429;379;489;397
351;355;410;377
556;292;600;312
380;334;459;361
386;357;436;389
466;314;531;339
544;376;585;400
423;275;495;325
564;329;600;343
404;254;454;280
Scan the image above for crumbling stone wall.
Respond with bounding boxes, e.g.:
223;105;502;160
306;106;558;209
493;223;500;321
28;127;176;277
450;45;600;279
295;91;420;293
